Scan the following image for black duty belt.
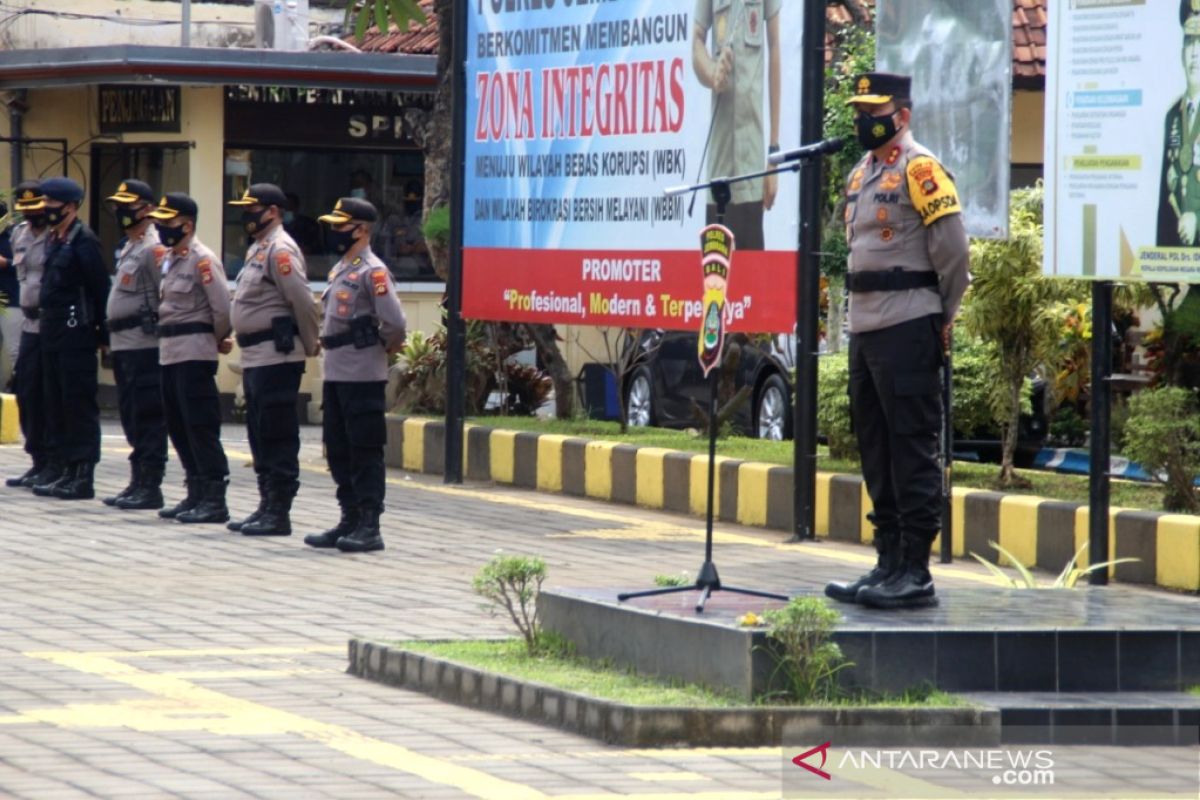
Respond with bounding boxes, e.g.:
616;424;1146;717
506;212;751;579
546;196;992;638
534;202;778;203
846;269;938;293
106;315;143;333
21;307;38;321
236;322;298;348
157;322;214;338
319;330;357;350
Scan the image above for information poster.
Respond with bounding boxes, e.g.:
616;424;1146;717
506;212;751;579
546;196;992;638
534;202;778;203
463;0;804;332
1045;0;1200;280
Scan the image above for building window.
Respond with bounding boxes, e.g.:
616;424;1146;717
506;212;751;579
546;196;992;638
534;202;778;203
1011;163;1044;190
222;146;432;282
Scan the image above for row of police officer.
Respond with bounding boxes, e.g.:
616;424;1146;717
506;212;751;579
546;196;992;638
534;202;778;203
4;178;407;553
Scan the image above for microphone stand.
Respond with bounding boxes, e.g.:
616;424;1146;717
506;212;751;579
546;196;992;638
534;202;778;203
618;158;815;613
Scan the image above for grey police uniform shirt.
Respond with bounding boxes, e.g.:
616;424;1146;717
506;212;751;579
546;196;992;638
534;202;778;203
157;239;232;366
231;224;320;368
695;0;780;205
12;222;48;335
844;130;971;334
106;226;164;352
320;248;407;383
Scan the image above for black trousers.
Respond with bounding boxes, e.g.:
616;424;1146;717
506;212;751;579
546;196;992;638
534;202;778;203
243;361;304;489
323;380;386;512
42;345;100;465
706;201;764;250
113;348;167;469
14;331;50;463
162;360;228;481
849;314;944;540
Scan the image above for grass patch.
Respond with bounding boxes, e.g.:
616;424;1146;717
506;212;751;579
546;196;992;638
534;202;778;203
399;639;968;708
1188;685;1200;699
461;415;1165;512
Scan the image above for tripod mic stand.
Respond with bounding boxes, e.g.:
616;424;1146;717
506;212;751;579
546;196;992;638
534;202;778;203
618;164;807;613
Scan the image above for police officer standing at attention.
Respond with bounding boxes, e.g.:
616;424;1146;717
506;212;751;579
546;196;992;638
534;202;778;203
824;73;970;610
149;193;234;524
31;178;110;501
304;198;406;553
227;183;320;537
5;181;52;489
102;180;168;510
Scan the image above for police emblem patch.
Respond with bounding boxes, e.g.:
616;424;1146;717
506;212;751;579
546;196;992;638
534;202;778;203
121;273;132;286
371;270;389;296
276;252;293;276
858;77;870;96
876;208;889;222
197;259;214;284
337;304;349;316
336;290;351;302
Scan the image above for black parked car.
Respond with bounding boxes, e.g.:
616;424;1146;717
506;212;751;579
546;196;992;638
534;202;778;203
622;330;795;440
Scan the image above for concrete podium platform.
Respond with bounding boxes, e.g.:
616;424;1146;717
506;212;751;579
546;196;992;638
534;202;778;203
539;586;1200;699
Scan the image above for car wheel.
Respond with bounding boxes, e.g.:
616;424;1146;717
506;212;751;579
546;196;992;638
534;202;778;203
756;373;791;441
625;366;655;428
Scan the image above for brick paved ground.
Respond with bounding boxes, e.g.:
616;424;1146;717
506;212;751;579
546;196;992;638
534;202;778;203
0;422;1194;799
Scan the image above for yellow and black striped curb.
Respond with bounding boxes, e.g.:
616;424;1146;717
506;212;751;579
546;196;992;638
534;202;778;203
384;416;1200;594
0;393;19;445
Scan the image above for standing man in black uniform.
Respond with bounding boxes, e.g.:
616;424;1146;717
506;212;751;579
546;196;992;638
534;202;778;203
102;179;168;510
823;73;970;609
30;178;111;501
304;198;406;553
5;181;52;488
227;184;320;537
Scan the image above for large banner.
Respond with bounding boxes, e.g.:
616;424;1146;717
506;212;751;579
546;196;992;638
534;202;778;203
463;0;803;332
1045;0;1200;280
876;0;1012;240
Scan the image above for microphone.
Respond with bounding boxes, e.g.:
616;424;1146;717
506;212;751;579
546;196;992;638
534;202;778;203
768;137;845;165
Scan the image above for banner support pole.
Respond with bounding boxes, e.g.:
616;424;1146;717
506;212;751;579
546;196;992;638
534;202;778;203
445;0;468;485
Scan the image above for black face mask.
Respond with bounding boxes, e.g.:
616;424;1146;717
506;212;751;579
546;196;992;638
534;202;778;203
325;226;360;255
25;213;46;231
155;223;187;248
114;205;142;231
44;205;69;226
242;208;270;235
855;110;899;150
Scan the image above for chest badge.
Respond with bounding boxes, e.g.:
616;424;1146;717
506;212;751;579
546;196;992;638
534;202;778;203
880;228;895;242
880;171;902;191
876;208;889;223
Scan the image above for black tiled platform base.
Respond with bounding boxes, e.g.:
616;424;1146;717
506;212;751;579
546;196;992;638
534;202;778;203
962;693;1200;745
540;587;1200;699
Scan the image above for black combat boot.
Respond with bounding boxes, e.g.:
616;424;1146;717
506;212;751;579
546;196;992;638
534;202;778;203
303;505;359;549
32;461;71;497
241;480;295;536
51;462;95;500
227;474;267;532
857;532;938;609
824;528;902;603
25;460;62;490
160;476;200;518
336;506;384;553
6;459;43;488
103;462;140;506
116;464;164;510
176;478;229;524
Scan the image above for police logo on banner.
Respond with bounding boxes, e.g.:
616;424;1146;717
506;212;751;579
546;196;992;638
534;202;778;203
698;224;734;377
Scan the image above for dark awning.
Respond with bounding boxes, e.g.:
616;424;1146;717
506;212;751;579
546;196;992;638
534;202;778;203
0;45;437;91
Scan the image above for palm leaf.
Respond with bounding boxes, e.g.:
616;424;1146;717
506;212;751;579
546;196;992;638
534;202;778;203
355;3;371;40
374;0;389;33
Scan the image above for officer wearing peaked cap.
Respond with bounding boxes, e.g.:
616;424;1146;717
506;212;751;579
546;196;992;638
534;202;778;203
102;179;169;510
824;72;970;610
1158;0;1200;246
30;177;111;502
4;181;53;489
226;183;320;537
304;197;406;553
149;192;233;525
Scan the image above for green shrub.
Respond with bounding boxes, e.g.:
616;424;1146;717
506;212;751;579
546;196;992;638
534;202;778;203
472;554;548;654
421;204;451;248
816;353;856;460
760;597;849;704
1123;387;1200;513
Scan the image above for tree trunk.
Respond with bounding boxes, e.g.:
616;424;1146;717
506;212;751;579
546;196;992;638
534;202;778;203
525;324;574;418
422;0;455;281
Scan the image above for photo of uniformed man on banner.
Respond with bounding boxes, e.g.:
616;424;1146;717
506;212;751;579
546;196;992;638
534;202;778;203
698;224;734;376
1159;0;1200;246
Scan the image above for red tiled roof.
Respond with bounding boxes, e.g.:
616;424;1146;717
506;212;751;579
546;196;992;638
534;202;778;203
351;0;1048;88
